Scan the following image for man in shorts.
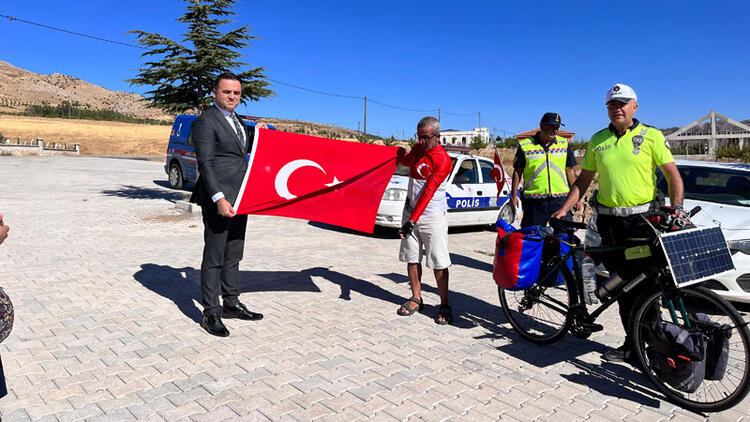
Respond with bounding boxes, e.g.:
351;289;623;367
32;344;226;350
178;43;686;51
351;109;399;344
396;116;453;324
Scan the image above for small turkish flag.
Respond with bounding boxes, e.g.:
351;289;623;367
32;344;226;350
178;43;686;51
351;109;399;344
488;149;506;197
234;129;398;233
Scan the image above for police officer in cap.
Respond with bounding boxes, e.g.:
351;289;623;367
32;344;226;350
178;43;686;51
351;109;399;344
551;83;684;362
510;112;580;227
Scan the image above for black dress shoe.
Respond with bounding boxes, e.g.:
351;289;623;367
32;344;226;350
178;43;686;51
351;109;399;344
201;314;230;337
222;302;263;321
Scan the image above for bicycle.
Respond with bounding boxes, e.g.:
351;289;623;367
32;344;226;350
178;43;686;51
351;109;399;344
497;210;750;412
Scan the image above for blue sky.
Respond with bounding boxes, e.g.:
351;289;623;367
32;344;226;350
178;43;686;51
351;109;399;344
2;0;749;140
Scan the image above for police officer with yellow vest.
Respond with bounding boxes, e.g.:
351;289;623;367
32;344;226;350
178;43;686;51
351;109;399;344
551;83;685;363
510;112;579;227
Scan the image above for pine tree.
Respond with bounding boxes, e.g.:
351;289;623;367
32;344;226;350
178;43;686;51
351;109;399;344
127;0;273;113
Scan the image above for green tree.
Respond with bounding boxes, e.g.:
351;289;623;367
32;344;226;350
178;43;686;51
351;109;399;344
470;135;487;151
127;0;273;113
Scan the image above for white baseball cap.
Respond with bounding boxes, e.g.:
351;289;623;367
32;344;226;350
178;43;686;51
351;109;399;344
605;83;637;105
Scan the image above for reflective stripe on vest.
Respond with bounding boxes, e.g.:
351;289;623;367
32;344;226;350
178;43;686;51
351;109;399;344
520;136;569;198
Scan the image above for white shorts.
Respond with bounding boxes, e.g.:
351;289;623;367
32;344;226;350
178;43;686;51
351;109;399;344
399;211;451;270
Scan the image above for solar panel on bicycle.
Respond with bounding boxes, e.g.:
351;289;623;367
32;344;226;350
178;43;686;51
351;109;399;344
658;226;735;288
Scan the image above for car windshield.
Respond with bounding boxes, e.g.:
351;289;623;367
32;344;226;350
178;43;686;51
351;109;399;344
656;165;750;207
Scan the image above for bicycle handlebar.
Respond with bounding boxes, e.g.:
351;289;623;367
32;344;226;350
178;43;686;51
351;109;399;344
548;218;588;234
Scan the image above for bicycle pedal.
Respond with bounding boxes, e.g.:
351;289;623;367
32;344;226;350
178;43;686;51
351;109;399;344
579;322;603;332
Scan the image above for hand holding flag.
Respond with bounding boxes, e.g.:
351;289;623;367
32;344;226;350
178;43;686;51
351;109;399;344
488;148;507;197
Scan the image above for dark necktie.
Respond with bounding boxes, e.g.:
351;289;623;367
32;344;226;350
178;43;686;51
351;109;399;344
231;114;246;149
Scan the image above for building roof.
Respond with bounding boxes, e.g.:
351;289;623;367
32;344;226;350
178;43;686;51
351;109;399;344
515;128;576;140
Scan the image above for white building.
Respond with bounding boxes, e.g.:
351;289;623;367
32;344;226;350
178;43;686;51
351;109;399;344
440;127;490;146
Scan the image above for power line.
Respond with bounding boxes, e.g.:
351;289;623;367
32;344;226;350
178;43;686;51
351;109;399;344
2;13;477;118
367;98;436;113
267;78;361;100
0;13;147;49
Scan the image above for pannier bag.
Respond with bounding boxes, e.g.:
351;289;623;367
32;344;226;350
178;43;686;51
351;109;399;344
693;313;731;381
645;314;707;393
493;219;544;290
549;233;574;286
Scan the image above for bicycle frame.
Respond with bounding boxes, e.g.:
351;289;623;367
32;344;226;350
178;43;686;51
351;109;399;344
536;238;688;326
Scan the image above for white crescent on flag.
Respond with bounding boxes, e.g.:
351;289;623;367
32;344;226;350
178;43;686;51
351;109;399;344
274;159;341;200
493;163;503;180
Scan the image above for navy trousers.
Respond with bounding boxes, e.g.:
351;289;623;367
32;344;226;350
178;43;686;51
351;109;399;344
520;197;569;227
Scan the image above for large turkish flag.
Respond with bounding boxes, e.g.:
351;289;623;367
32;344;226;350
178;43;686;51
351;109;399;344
234;129;398;233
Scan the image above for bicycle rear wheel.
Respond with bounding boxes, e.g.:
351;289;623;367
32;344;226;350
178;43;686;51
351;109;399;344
498;275;574;344
631;286;750;412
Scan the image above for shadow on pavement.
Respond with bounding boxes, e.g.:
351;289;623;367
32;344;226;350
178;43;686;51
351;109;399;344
561;358;664;409
304;267;405;304
152;179;195;191
101;185;186;202
133;264;320;323
449;252;493;272
307;221;400;239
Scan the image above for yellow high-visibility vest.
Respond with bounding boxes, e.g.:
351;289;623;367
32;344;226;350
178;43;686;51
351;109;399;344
520;135;570;198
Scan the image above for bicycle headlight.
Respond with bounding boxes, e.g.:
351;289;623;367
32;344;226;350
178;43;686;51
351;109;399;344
498;203;515;223
727;239;750;255
382;188;407;201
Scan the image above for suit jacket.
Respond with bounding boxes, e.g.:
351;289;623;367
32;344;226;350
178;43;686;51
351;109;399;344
190;106;256;206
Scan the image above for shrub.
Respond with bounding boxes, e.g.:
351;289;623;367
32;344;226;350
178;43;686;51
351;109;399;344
716;145;750;162
383;136;398;146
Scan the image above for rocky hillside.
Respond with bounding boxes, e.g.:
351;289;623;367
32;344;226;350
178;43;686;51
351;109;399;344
0;61;172;121
0;61;377;140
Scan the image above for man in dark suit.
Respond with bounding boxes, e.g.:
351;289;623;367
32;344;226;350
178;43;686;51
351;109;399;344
190;72;264;337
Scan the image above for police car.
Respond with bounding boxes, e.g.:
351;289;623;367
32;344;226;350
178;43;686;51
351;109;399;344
165;114;273;189
375;151;518;228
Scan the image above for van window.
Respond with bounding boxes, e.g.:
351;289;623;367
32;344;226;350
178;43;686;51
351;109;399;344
453;159;479;184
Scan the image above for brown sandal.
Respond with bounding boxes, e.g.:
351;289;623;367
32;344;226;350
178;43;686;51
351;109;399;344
435;304;453;325
397;297;423;316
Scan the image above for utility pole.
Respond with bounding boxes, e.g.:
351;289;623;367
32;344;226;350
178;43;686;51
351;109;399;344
363;96;367;135
478;111;481;128
358;121;360;132
438;108;441;122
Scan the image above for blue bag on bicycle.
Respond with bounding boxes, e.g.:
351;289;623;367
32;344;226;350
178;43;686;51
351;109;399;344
554;233;574;285
493;219;544;290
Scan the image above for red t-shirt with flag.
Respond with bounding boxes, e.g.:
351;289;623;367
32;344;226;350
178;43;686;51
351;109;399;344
397;144;452;223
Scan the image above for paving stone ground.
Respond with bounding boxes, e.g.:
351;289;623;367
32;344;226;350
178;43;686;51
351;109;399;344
0;156;748;421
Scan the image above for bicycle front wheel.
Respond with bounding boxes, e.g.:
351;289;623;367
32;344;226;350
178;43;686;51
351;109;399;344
631;286;750;412
498;276;574;344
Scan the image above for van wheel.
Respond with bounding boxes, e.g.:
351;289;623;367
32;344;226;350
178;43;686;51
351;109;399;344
168;163;184;189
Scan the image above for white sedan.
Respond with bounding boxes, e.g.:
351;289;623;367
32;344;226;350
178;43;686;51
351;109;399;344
587;160;750;304
375;152;518;228
657;160;750;303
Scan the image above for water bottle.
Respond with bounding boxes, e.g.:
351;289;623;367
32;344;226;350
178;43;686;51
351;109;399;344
581;254;598;305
